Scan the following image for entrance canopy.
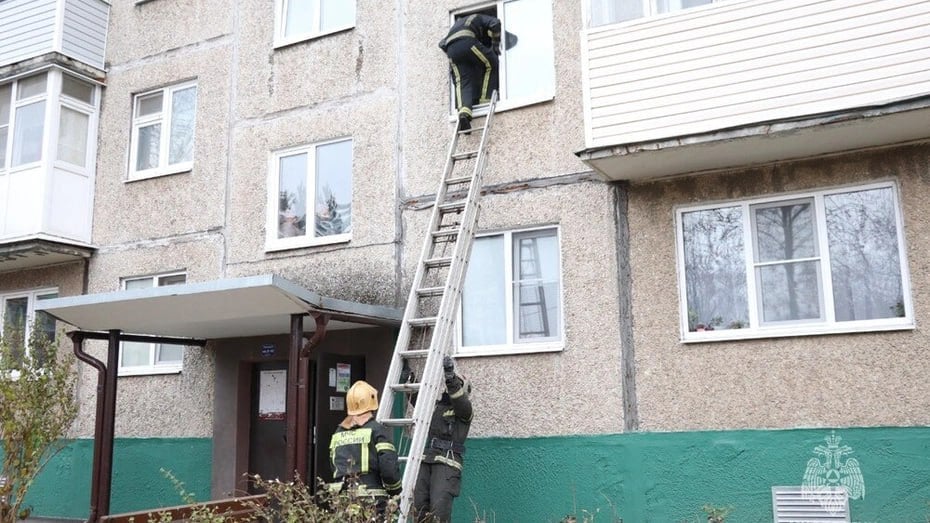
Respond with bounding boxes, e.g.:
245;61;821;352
36;274;402;339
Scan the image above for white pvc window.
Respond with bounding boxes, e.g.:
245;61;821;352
57;75;95;169
119;273;186;375
129;82;197;180
588;0;717;26
677;182;913;342
4;73;48;168
0;289;58;365
449;0;555;112
459;226;563;355
274;0;356;48
266;138;353;251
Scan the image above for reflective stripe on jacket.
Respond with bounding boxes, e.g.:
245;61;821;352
329;418;402;495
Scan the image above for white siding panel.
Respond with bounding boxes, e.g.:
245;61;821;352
0;0;57;67
47;167;92;242
61;0;109;69
583;0;930;147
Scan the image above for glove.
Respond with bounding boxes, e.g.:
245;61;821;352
443;356;456;382
399;363;414;384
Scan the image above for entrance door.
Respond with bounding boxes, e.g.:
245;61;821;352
313;353;366;483
248;360;288;491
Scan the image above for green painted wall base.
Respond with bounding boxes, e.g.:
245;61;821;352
457;426;930;523
13;427;930;521
9;438;211;519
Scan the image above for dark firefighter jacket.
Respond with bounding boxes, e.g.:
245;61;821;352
438;13;501;52
329;416;402;497
422;376;473;470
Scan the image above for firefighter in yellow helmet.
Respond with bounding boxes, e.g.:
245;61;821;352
327;380;402;513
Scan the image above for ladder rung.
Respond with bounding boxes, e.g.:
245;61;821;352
400;349;429;358
438;201;465;213
381;418;415;427
416;286;444;297
445;175;471;186
398;456;409;463
432;230;457;240
424;256;452;269
452;151;478;161
458;125;484;135
390;382;421;393
407;317;437;327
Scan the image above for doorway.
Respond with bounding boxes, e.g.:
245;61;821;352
312;352;366;483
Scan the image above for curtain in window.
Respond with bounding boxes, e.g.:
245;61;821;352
58;107;89;167
169;86;197;165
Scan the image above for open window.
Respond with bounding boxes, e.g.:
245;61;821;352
448;0;555;114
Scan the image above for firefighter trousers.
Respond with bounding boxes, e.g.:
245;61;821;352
412;461;461;522
445;38;498;120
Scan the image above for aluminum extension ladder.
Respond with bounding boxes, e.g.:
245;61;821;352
376;90;498;519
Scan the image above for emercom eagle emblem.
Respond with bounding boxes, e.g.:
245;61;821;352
801;431;865;513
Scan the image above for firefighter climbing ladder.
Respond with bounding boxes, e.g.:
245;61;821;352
376;90;498;518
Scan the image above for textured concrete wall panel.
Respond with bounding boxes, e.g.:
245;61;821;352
401;181;624;437
106;0;233;66
94;47;231;245
629;143;930;432
235;0;397;119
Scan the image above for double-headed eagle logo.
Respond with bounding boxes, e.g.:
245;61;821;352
802;431;865;513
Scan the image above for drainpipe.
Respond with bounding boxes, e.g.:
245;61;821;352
285;314;303;482
69;332;105;523
297;313;328;480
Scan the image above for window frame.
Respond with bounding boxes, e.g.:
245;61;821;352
0;288;59;362
448;0;556;117
675;180;914;343
117;272;187;376
273;0;357;49
55;73;97;175
128;81;198;181
585;0;722;27
456;225;565;357
265;138;353;252
2;72;50;173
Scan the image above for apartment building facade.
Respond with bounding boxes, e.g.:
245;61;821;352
1;0;929;521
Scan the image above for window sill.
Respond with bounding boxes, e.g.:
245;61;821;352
126;164;193;183
265;233;351;253
449;92;554;122
680;320;915;344
456;340;563;357
118;365;182;377
273;25;356;50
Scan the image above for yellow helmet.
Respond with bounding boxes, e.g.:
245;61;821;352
346;380;379;415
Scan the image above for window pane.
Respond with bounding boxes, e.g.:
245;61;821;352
136;92;163;117
503;0;555;100
513;230;560;341
11;101;45;166
135;123;161;171
158;274;187;286
3;297;28;363
62;75;94;104
656;0;713;14
168;86;196;165
34;293;58;365
462;236;506;346
156;344;183;363
754;200;816;263
826;187;905;321
57;107;89;166
284;0;316;36
121;342;151;367
125;277;153;290
589;0;643;26
320;0;354;31
16;74;47;100
278;153;308;238
0;127;7;169
0;83;10;122
315;140;352;237
758;261;821;322
681;207;749;331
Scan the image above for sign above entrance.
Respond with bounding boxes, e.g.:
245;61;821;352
261;343;276;357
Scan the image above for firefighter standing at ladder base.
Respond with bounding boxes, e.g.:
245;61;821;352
439;13;501;132
328;380;403;515
402;356;473;522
